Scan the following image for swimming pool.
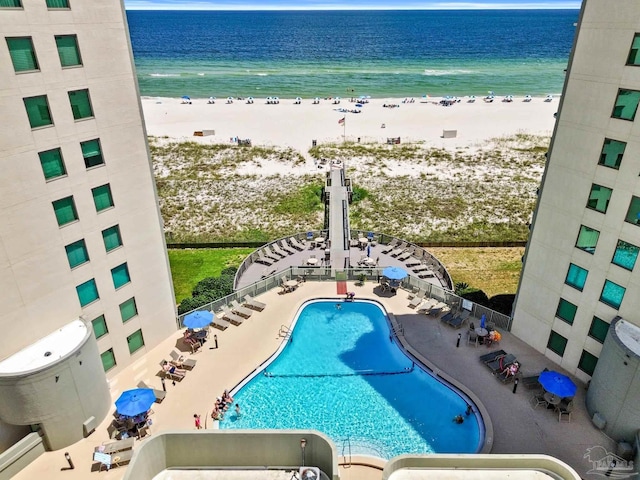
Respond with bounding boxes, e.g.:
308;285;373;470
220;300;483;458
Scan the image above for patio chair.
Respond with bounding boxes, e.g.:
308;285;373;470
530;393;548;409
380;238;399;254
448;311;470;329
263;246;280;261
99;437;134;455
280;239;296;254
256;251;274;266
230;299;253;318
486;353;517;373
272;242;288;258
556;399;574;422
413;264;430;273
169;350;198;370
219;305;245;325
212;313;231;330
289;236;306;251
408;290;426;308
416;298;437;313
440;309;458;324
137;380;166;403
261;267;277;278
243;294;266;311
418;269;436;278
94;448;134;471
390;242;408;257
397;247;415;261
405;256;422;267
521;369;548;390
467;330;478;347
497;362;521;383
479;349;506;364
159;360;186;381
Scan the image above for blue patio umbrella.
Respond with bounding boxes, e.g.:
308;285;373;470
367;244;371;257
480;314;486;329
382;266;408;281
183;310;213;329
538;371;577;398
182;95;191;100
115;388;156;417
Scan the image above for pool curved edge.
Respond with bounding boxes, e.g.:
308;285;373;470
387;311;494;454
227;297;493;456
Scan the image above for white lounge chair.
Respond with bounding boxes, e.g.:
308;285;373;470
243;294;266;311
289;237;306;251
137;380;166;403
279;239;296;254
169;350;197;369
408;290;426;308
230;299;253;318
219;305;245;325
256;251;273;266
262;246;279;261
212;313;231;330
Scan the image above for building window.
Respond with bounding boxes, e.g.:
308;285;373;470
102;225;123;252
38;148;66;180
80;139;104;168
127;329;145;354
76;278;99;307
556;298;577;325
23;95;53;128
598;138;626;170
627;33;640;65
612;89;640;121
547;331;568;357
52;196;78;226
612;240;639;270
578;350;598;376
575;225;599;254
588;316;609;344
586;184;612;213
0;0;23;7
65;239;89;268
120;297;138;323
565;263;588;291
92;315;108;339
625;196;640;225
600;280;626;309
101;349;116;372
92;184;114;212
46;0;69;8
55;35;81;67
6;37;38;72
68;89;93;120
111;263;131;289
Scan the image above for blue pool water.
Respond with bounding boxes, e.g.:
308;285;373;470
220;300;483;458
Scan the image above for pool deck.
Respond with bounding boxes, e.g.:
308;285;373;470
13;282;614;480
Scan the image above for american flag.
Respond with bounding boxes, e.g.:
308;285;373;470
338;117;345;125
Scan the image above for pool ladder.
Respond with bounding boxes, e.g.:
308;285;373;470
279;324;292;340
340;437;352;467
390;323;404;340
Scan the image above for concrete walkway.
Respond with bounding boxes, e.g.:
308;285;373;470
14;283;614;479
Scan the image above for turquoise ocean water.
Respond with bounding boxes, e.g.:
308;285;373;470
127;9;578;99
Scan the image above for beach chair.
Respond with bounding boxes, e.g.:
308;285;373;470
94;448;134;471
440;309;458;324
137;380;166;403
219;305;245;325
412;264;430;273
467;330;479;347
426;301;447;316
169;350;198;370
272;242;288;258
486;353;517;373
397;247;414;261
448;311;470;328
100;437;134;455
159;361;186;381
408;290;426;308
530;392;549;409
405;256;422;267
289;236;306;251
279;239;296;254
243;294;266;311
418;269;436;278
262;246;280;261
256;251;273;266
556;400;574;422
211;312;231;330
230;299;253;318
380;238;399;254
479;349;507;364
390;242;408;257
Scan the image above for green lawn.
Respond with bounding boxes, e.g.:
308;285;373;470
168;248;254;303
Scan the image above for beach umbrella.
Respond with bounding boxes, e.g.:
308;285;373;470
480;314;486;329
115;388;155;417
367;244;371;257
382;266;407;281
183;310;213;329
538;371;577;398
182;95;190;101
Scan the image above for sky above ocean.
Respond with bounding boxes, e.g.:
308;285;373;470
125;0;581;10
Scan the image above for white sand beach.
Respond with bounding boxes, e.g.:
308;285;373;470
141;95;558;153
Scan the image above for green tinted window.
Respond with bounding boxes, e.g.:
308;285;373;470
556;298;577;325
127;329;145;354
76;278;99;307
23;95;52;128
92;184;114;211
0;0;23;7
55;35;81;67
81;139;104;168
65;239;89;268
120;297;138;323
612;89;640;121
625;196;640;225
102;225;122;252
101;349;116;372
92;315;108;339
68;89;93;120
599;138;626;169
588;316;609;344
6;37;38;72
565;263;588;291
575;225;599;254
46;0;69;7
600;280;625;309
38;148;66;180
547;331;568;357
586;184;612;213
578;350;598;376
627;34;640;65
52;196;78;226
111;263;131;289
612;240;639;270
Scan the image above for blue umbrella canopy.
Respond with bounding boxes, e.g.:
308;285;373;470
382;266;407;280
183;310;213;329
182;95;191;100
538;371;577;398
115;388;155;417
